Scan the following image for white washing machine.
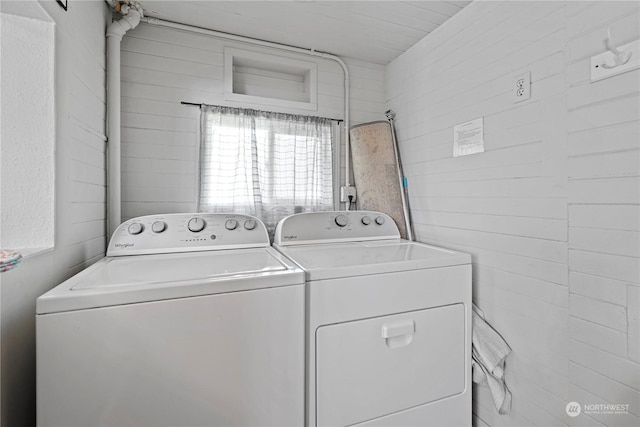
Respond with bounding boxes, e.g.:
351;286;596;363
37;213;304;427
274;211;472;427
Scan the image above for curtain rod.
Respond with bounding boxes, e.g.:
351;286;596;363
180;101;344;123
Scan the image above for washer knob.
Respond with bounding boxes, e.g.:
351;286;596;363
188;217;206;233
375;216;386;225
335;214;348;227
128;223;144;235
244;219;257;230
151;221;166;233
225;219;238;230
361;216;372;225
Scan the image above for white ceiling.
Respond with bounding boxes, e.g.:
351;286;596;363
139;1;473;64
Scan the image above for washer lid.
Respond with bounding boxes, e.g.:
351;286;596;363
72;249;286;290
37;247;303;314
277;240;470;281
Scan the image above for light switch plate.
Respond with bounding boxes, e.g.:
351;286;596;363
591;39;640;82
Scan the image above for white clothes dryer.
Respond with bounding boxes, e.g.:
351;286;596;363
37;213;304;427
274;211;472;427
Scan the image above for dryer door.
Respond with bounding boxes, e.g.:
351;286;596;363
315;304;466;426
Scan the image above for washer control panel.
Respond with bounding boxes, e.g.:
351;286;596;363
274;211;400;246
107;213;270;256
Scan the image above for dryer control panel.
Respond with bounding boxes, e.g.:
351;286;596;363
273;211;400;246
107;213;270;256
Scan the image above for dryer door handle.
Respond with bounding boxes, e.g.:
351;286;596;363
381;320;415;349
381;320;415;338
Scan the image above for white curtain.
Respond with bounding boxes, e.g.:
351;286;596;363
199;105;335;235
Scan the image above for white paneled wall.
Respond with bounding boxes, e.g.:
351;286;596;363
0;1;110;426
120;23;386;221
386;1;639;426
566;2;640;426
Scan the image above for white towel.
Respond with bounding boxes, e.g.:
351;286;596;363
471;304;512;414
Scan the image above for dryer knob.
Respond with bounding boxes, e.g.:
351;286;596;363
375;216;386;225
225;219;238;230
244;219;257;230
361;216;372;225
188;217;206;233
128;223;144;235
335;214;348;227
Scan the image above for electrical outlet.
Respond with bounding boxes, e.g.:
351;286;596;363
340;186;357;203
513;72;531;103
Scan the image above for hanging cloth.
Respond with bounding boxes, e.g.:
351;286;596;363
472;304;512;414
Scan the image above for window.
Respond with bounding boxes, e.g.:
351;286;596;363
198;105;335;234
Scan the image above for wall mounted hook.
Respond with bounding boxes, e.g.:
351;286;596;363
601;28;632;69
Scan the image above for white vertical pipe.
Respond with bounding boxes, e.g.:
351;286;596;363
106;6;141;238
106;34;121;239
139;17;352;187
